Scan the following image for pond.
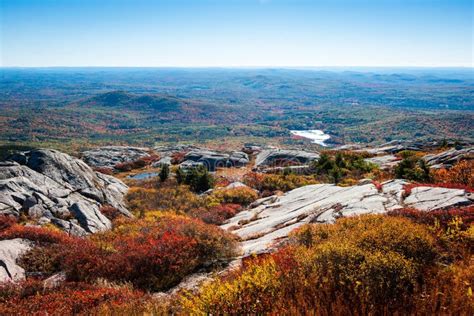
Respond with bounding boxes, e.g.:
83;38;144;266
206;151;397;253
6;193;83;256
126;172;159;180
290;130;331;146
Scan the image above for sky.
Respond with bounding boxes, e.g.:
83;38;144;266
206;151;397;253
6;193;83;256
0;0;472;67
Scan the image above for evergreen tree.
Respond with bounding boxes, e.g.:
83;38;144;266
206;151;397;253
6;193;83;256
159;164;170;182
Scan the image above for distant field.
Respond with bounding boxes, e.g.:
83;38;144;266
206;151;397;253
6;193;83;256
1;68;473;151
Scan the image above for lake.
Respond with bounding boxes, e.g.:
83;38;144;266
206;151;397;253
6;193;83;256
290;130;331;146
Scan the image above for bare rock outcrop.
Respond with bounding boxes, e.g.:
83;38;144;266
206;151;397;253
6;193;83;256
255;149;320;169
82;146;152;169
422;147;473;169
223;180;473;256
0;238;32;282
0;149;131;234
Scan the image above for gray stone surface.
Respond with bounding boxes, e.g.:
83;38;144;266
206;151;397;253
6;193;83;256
82;146;152;169
423;147;474;169
222;180;473;256
0;239;32;282
255;149;320;168
364;155;400;170
1;149;130;234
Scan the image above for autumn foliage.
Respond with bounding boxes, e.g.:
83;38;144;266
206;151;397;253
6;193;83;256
14;215;238;292
182;214;473;315
0;280;145;315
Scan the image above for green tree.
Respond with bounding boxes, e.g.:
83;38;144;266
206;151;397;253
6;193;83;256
176;167;185;184
187;165;214;193
159;164;170;182
394;157;430;182
331;166;343;184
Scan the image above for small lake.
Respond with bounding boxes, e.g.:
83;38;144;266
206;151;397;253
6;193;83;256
290;130;331;146
127;172;159;180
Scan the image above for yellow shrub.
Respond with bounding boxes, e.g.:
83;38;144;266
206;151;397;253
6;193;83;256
210;186;258;206
292;215;438;265
181;258;280;315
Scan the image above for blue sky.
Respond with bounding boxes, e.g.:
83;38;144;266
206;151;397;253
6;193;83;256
1;0;472;67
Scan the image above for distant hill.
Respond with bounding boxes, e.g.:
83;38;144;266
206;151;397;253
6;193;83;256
85;91;182;112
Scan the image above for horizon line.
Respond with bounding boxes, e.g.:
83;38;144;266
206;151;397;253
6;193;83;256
2;65;473;70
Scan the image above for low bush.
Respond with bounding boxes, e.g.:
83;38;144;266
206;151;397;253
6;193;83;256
93;167;114;175
125;185;204;216
0;215;17;232
244;172;318;193
182;257;281;315
0;223;73;245
99;205;123;220
389;206;474;231
189;203;242;225
0;280;145;315
431;160;474;187
210;187;258;206
28;215;239;292
311;151;378;184
183;215;443;314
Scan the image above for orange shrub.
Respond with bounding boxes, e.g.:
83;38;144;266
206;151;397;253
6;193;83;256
0;223;74;245
431;160;474;187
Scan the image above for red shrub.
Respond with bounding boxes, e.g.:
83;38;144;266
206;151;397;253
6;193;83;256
0;280;145;315
0;215;17;232
59;215;238;291
388;206;474;231
114;156;155;172
99;205;122;220
171;152;186;164
189;204;242;225
93;167;114;175
372;180;383;192
0;224;74;245
138;154;160;165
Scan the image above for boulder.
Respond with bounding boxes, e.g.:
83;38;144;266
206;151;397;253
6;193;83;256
182;149;249;171
422;147;474;169
0;239;32;282
255;149;319;169
1;149;130;234
82;146;152;169
222;180;473;256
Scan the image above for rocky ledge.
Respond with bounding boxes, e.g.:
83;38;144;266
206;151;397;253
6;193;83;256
82;146;152;169
222;180;473;256
255;149;320;169
423;146;473;169
0;149;131;235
